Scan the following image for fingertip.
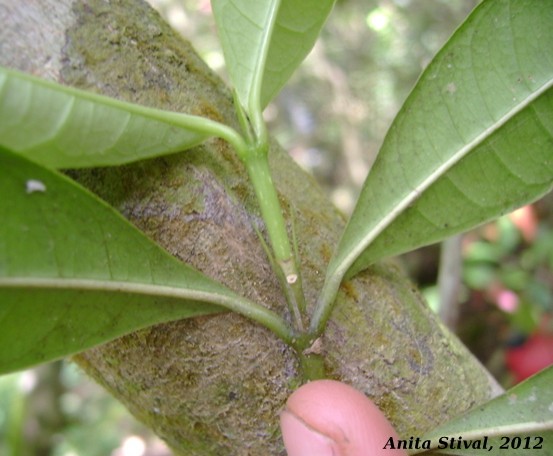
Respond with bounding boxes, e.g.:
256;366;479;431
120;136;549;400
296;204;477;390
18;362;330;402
280;380;408;456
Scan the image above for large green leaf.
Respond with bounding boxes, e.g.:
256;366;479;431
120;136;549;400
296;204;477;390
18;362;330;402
211;0;335;118
409;366;553;455
0;67;244;169
0;148;290;374
313;0;553;330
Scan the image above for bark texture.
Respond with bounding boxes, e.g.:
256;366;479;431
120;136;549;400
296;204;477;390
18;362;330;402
1;0;501;454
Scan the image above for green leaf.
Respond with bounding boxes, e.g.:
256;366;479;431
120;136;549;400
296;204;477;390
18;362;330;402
0;148;291;374
314;0;553;328
0;67;245;169
211;0;334;123
408;366;553;455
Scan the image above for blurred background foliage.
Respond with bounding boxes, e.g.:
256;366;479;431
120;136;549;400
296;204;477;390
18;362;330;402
2;0;552;455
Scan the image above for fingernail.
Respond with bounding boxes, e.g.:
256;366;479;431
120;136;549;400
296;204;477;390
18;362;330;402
280;408;342;456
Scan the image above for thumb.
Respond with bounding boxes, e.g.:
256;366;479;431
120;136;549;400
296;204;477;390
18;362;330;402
280;380;408;456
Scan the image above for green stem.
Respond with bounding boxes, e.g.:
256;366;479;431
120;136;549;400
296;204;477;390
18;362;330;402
244;148;306;330
308;273;342;337
245;150;292;271
290;211;306;316
253;224;306;332
299;353;326;381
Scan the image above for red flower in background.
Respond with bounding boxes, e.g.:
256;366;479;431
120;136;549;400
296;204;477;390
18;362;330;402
506;332;553;383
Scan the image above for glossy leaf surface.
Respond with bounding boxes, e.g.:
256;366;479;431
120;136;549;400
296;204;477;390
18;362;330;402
0;148;288;374
211;0;335;115
0;67;239;169
410;366;553;455
329;0;553;287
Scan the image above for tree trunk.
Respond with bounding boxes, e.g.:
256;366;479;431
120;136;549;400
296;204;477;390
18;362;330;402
1;0;502;454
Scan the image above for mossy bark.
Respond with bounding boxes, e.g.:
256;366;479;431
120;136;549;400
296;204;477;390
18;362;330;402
1;0;501;454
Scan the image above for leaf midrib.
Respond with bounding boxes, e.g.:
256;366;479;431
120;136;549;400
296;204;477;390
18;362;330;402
247;0;281;133
0;277;292;342
337;76;553;279
0;277;231;303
